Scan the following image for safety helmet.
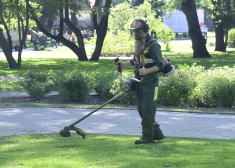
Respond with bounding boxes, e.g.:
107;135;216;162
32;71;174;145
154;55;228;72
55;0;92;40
129;18;149;33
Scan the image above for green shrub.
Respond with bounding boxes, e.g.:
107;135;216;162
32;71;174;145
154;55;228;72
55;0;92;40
190;73;219;107
93;70;119;99
109;78;136;105
190;66;235;108
21;71;54;100
210;77;235;107
56;70;93;102
158;75;194;106
25;80;48;100
158;64;201;106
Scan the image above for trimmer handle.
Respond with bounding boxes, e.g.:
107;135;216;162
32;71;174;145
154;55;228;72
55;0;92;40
113;58;122;73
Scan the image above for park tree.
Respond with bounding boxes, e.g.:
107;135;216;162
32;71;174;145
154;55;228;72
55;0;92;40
197;0;235;51
28;0;112;62
28;0;89;61
0;0;30;69
90;0;112;61
181;0;211;58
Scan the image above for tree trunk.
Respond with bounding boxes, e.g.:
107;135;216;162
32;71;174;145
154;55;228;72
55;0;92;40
64;0;88;61
0;1;18;69
64;18;88;61
47;20;54;32
214;21;226;51
131;0;144;6
181;0;211;58
90;0;111;61
225;30;228;48
71;13;78;27
0;29;19;69
90;15;107;61
17;15;22;68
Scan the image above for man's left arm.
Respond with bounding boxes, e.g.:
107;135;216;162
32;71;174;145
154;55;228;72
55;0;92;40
138;65;159;76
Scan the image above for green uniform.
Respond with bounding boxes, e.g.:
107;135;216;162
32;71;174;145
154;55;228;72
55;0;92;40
130;33;164;141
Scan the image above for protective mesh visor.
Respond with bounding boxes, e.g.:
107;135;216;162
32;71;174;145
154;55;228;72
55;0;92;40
129;27;143;37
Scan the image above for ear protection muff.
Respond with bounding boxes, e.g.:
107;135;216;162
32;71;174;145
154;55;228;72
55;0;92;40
135;18;149;33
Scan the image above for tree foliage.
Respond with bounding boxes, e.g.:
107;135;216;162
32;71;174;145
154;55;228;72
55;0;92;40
0;0;31;69
107;0;174;49
197;0;235;51
152;0;177;17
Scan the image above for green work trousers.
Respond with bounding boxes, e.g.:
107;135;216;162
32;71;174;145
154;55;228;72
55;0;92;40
135;73;158;140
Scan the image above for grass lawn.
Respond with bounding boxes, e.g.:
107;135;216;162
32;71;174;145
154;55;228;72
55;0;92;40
1;39;235;167
1;47;235;75
0;42;235;91
0;133;235;168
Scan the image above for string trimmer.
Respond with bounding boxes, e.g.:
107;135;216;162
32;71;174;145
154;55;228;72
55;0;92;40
59;58;140;139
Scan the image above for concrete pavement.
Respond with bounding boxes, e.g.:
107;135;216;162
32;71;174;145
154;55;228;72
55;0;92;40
0;88;234;140
1;107;235;140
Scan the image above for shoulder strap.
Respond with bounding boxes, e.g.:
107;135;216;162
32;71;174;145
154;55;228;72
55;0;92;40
144;38;158;56
145;38;156;48
145;38;161;54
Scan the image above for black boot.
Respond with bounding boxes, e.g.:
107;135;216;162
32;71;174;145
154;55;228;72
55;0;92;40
135;138;154;144
153;124;164;140
135;128;154;144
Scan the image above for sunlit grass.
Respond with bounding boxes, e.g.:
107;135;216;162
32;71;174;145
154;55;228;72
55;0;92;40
0;80;24;91
0;134;235;168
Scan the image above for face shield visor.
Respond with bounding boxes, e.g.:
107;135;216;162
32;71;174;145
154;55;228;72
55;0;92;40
129;20;146;40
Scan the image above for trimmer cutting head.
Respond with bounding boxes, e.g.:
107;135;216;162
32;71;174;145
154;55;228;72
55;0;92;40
59;126;86;139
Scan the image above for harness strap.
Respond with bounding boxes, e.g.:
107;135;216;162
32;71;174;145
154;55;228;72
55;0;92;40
145;38;156;48
136;38;158;66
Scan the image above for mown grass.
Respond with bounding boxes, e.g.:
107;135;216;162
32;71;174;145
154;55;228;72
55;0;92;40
0;80;23;91
0;134;235;168
1;39;235;168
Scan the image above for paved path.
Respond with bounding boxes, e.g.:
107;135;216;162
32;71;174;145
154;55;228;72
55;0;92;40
0;91;59;98
1;107;235;140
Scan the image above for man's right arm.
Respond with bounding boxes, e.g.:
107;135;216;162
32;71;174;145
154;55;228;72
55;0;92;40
118;60;132;68
121;61;131;68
